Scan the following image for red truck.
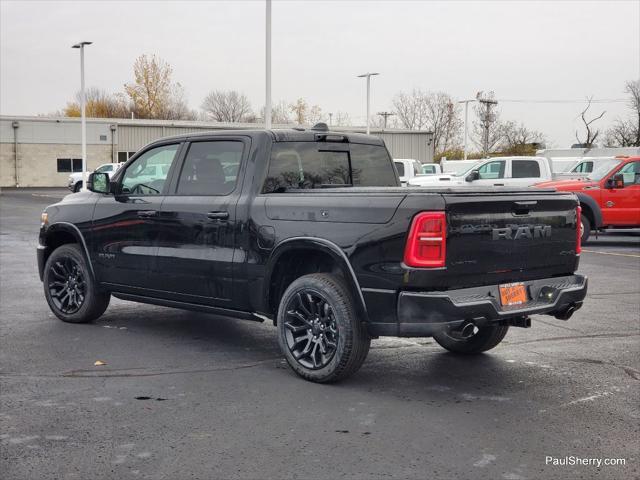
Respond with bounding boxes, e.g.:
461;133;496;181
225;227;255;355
536;156;640;242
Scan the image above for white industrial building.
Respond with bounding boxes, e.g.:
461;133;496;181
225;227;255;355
0;115;434;187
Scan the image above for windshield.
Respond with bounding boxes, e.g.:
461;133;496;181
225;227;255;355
455;161;483;177
588;159;622;181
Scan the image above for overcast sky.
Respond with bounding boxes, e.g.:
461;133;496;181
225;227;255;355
1;0;639;147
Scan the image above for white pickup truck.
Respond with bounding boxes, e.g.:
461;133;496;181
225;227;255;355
68;163;124;192
393;159;441;185
408;156;553;188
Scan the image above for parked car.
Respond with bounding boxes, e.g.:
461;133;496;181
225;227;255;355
68;163;124;192
409;156;554;188
440;158;480;175
535;156;640;242
38;126;587;383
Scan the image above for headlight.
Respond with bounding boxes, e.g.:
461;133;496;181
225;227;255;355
41;212;48;225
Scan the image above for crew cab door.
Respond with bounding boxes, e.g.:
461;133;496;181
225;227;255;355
150;137;248;306
90;142;183;289
601;160;640;225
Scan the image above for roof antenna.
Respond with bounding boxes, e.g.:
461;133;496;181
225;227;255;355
311;122;329;131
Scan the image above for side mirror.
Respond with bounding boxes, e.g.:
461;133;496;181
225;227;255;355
465;170;480;182
87;172;110;194
606;174;625;189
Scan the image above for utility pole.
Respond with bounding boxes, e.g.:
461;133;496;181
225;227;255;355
377;111;394;129
477;92;498;157
357;72;379;135
457;99;476;160
328;112;333;126
265;0;272;129
72;41;92;191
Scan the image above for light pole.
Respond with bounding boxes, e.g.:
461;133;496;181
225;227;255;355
457;99;476;161
72;41;92;191
357;72;379;135
265;0;272;129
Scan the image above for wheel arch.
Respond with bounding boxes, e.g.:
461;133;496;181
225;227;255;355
263;237;368;325
576;193;602;229
42;222;96;280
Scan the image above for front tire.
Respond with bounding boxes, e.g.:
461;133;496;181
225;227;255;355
277;273;370;383
43;244;110;323
433;324;509;354
73;182;82;193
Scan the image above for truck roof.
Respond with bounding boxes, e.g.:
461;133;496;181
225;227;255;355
148;127;385;147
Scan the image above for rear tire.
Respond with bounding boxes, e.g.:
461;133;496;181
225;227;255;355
277;273;370;383
74;182;82;193
43;244;110;323
580;213;591;244
433;324;509;354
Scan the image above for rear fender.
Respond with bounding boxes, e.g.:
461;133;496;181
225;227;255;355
263;237;368;323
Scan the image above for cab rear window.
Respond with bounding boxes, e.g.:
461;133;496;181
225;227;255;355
263;142;398;192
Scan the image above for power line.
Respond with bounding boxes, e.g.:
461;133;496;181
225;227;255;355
377;111;395;128
499;98;626;104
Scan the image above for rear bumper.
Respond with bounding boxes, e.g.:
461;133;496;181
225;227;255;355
366;274;587;337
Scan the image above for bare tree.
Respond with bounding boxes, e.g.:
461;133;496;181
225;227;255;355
334;111;352;127
201;90;252;122
605;119;637;147
393;89;462;153
392;89;429;130
576;96;606;146
500;121;546;149
307;105;324;124
290;98;308;125
425;93;462;153
627;79;640;145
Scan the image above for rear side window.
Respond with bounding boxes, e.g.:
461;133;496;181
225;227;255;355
176;141;244;195
394;161;405;176
264;142;397;192
350;144;398;186
512;160;541;178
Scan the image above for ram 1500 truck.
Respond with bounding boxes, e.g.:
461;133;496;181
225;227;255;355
37;126;588;383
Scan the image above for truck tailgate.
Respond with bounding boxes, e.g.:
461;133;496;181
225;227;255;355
397;190;580;290
444;192;579;280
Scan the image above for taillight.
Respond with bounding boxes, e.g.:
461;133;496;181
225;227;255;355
404;211;446;268
576;205;582;255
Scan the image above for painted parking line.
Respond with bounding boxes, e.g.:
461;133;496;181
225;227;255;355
582;249;640;258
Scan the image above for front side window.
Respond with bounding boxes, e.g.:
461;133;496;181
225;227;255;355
176;141;244;195
478;160;505;179
120;144;179;195
264;142;397;192
617;161;640;186
512;160;541;178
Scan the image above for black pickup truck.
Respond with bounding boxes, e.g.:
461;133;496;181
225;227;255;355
37;125;587;382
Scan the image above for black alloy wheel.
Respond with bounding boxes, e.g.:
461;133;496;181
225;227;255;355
47;255;87;314
283;290;339;370
43;244;110;323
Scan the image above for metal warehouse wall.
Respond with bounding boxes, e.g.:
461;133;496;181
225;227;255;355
0;116;434;186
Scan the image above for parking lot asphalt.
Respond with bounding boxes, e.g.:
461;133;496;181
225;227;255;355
1;188;638;480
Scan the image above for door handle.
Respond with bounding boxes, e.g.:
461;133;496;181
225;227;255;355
137;210;158;218
207;211;229;220
494;183;504;186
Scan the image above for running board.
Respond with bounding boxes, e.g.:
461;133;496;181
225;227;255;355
111;292;263;322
